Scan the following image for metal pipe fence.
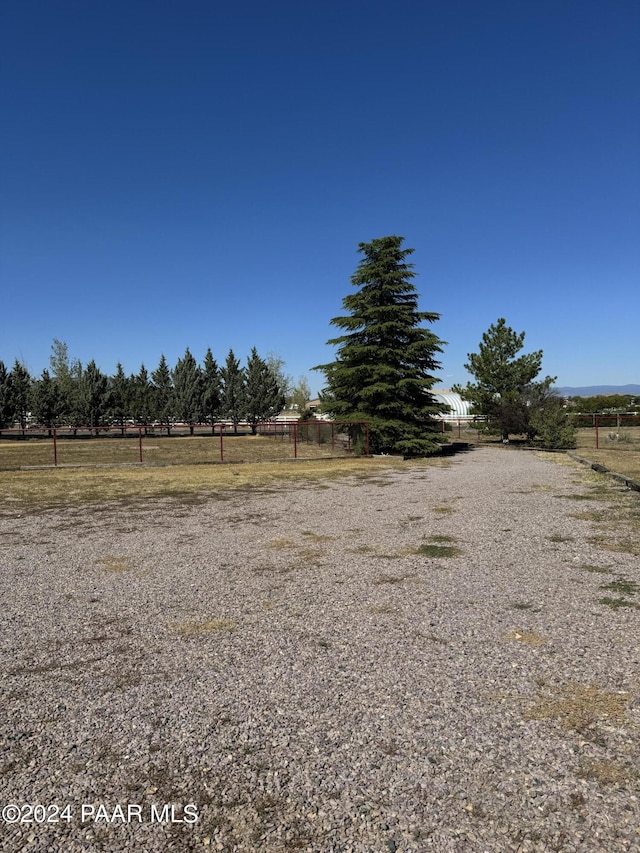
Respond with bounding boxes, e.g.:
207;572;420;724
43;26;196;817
0;421;370;468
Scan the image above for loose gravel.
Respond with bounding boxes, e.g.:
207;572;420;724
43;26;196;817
0;447;638;852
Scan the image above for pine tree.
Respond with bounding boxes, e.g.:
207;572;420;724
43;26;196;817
173;347;203;434
79;360;109;433
108;363;131;433
0;361;12;429
244;347;286;434
9;360;31;429
151;354;174;434
454;318;555;442
31;369;60;432
315;236;445;455
131;365;154;430
49;339;75;425
202;348;221;433
220;349;246;434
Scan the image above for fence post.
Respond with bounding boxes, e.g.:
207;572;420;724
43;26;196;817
219;423;224;461
53;428;57;466
595;415;599;450
365;422;369;456
138;427;143;463
293;422;298;459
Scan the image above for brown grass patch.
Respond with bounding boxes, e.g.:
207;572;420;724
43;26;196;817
96;556;132;573
269;537;297;550
575;759;635;786
504;629;546;646
0;455;422;516
524;682;630;733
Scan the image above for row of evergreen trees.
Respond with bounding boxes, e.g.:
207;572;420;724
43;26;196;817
0;342;287;434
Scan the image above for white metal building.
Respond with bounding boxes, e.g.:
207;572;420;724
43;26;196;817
432;390;473;421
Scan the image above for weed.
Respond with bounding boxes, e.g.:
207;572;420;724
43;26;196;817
433;506;454;514
525;682;630;733
600;577;639;596
348;544;376;554
597;597;639;610
368;604;397;615
570;510;608;523
416;543;461;558
548;533;574;543
269;537;296;549
96;556;132;573
300;531;333;542
504;630;545;646
553;493;598;501
589;534;638;556
575;759;635;786
580;564;612;573
373;573;411;585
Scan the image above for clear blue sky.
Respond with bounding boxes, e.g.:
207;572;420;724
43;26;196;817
2;0;638;394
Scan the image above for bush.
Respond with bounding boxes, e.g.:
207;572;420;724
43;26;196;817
530;404;577;449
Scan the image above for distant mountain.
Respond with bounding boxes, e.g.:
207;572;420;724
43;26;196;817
555;384;640;397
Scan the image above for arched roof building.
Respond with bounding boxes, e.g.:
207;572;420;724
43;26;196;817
432;390;473;421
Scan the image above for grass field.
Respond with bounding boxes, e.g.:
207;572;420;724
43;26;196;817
2;425;639;516
0;452;419;515
574;426;640;482
0;431;349;469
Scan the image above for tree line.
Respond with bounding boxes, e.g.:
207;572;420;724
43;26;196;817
0;342;310;434
3;235;580;452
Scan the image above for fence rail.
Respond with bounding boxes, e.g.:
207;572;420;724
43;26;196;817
0;421;370;468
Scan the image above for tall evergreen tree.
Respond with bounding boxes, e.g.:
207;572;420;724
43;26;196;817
244;347;286;434
79;360;109;433
220;348;246;434
31;369;60;432
108;363;131;433
201;348;221;433
173;347;202;434
49;339;76;425
315;235;445;455
151;354;174;434
9;360;31;429
131;365;154;430
0;361;12;429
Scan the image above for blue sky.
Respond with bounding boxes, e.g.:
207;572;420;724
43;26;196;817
2;0;638;395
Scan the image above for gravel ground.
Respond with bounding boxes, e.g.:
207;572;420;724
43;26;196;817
0;446;638;853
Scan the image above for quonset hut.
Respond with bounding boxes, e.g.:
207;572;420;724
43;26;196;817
432;390;473;422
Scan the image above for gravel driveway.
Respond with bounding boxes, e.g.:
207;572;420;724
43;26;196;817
1;447;638;852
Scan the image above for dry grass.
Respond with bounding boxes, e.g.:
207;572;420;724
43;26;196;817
504;630;546;646
96;556;132;573
575;759;636;786
574;427;640;482
0;455;417;516
541;456;640;557
0;433;352;470
524;682;631;733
